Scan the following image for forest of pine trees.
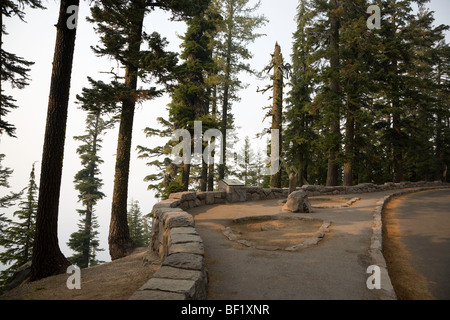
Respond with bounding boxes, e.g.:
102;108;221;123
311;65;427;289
0;0;448;285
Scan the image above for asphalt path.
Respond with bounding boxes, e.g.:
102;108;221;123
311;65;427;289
390;189;450;300
188;192;395;300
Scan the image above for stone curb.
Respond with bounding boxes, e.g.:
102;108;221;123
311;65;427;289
220;215;331;252
311;197;361;209
368;186;450;300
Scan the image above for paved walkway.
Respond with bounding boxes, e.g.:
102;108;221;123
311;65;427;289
188;191;398;300
388;189;450;300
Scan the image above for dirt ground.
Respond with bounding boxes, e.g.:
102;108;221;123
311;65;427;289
230;218;323;248
382;197;434;300
0;247;160;300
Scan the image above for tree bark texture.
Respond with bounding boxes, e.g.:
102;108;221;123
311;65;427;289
326;0;341;187
108;3;145;260
270;43;283;188
30;0;79;281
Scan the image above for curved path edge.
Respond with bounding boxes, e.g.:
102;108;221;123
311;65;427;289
369;186;450;300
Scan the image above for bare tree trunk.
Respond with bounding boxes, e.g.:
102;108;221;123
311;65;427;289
270;43;283;188
30;0;79;281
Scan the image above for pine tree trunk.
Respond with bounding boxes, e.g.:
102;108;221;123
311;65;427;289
326;0;341;187
30;0;79;281
182;163;191;191
298;151;305;186
208;160;215;191
208;85;217;191
392;110;403;183
343;99;355;186
109;85;137;260
435;63;444;181
109;2;145;260
200;157;207;191
219;32;233;181
82;201;93;267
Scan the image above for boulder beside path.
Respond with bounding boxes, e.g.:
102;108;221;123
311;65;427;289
282;190;313;213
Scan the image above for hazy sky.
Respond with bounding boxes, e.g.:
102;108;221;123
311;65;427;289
1;0;449;265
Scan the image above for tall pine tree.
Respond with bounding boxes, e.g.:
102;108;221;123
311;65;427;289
285;0;317;187
67;105;114;268
31;0;80;281
127;199;150;247
213;0;268;181
138;2;220;197
89;0;209;260
0;163;37;288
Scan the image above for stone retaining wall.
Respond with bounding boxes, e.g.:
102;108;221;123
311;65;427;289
130;180;448;300
129;205;207;300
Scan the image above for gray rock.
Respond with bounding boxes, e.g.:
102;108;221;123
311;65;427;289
153;266;204;281
169;192;197;201
129;290;186;300
205;192;215;205
139;278;197;297
170;227;198;235
169;233;203;245
163;253;204;271
163;212;195;229
153;207;184;219
282;190;313;213
153;199;181;209
169;242;205;256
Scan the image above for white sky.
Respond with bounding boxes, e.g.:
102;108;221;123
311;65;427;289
1;0;449;266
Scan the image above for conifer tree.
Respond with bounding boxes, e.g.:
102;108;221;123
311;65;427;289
168;7;218;191
0;155;20;237
0;0;44;137
127;199;149;247
236;136;261;186
90;0;209;260
325;0;342;186
67;105;114;268
434;41;450;182
31;0;80;281
138;2;220;196
369;0;448;183
297;0;344;186
0;163;37;287
338;0;379;186
213;0;268;181
285;0;318;186
285;0;449;185
399;6;449;182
